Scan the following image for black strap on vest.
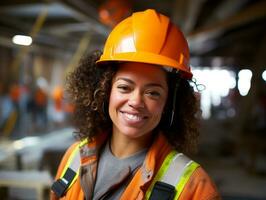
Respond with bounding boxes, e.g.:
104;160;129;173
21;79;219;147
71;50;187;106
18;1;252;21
149;181;176;200
51;168;76;197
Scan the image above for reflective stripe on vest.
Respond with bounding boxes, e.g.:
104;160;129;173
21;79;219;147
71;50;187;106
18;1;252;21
61;138;88;187
145;151;199;200
51;138;88;197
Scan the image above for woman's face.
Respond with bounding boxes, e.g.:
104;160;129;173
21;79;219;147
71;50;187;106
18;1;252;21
109;62;168;140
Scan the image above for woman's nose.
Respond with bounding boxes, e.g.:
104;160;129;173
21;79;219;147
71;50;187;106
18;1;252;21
128;90;144;108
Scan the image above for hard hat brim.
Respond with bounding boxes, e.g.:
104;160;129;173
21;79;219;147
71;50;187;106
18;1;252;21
96;51;192;79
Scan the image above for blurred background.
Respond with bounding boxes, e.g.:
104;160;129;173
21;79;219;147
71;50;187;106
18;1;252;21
0;0;265;199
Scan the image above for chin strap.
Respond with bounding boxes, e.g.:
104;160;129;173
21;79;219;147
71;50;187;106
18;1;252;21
169;69;180;128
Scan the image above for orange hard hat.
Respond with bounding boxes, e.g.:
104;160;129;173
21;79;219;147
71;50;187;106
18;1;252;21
97;9;192;79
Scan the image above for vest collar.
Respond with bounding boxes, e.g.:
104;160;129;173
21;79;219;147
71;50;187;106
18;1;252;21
120;132;173;200
142;132;172;182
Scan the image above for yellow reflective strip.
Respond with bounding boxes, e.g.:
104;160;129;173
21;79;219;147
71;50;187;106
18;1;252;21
174;162;200;200
61;137;88;177
60;144;80;179
61;139;88;191
145;150;177;199
56;139;88;193
79;138;88;147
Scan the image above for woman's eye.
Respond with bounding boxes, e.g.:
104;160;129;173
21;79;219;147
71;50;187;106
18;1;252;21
146;91;161;98
117;85;130;92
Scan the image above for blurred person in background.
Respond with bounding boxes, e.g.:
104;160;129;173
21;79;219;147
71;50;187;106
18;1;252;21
50;86;65;128
34;81;48;132
0;83;15;136
51;9;220;200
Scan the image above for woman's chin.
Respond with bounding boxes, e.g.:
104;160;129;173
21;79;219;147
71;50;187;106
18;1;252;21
115;126;150;140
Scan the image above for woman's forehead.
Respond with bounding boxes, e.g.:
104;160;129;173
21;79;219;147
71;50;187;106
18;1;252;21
116;62;166;80
117;62;166;75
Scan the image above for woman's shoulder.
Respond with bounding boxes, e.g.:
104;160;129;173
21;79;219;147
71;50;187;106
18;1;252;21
64;141;80;158
180;166;221;200
54;142;80;179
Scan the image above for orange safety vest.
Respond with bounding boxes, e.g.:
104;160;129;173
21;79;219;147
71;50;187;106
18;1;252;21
35;88;47;106
51;133;220;200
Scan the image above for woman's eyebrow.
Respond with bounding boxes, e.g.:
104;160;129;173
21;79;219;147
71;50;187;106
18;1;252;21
115;77;134;84
115;77;165;89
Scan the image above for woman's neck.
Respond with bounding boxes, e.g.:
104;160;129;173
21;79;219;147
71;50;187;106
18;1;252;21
110;131;152;159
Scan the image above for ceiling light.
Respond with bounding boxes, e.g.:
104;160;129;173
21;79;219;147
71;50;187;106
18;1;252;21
262;70;266;82
12;35;32;46
238;69;252;96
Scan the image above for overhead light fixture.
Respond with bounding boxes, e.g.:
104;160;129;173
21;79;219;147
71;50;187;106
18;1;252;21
262;70;266;82
238;69;252;96
12;35;32;46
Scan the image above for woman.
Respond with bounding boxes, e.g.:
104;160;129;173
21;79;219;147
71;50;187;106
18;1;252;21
51;9;220;200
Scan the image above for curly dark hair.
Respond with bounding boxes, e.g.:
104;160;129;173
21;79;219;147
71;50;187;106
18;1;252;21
66;50;200;154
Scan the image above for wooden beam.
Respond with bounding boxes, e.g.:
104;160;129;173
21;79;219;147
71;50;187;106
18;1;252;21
203;0;249;26
0;0;46;7
60;0;109;36
171;0;188;29
188;0;266;53
183;0;206;34
188;0;266;38
171;0;207;33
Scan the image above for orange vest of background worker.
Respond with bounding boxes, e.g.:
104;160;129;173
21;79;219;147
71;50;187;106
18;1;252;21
9;83;21;106
35;87;48;107
51;9;221;200
52;86;64;112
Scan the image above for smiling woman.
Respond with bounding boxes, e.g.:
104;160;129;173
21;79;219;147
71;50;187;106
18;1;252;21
51;9;221;200
109;63;168;158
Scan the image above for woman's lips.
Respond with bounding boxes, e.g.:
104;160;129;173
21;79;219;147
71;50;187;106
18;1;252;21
119;111;148;125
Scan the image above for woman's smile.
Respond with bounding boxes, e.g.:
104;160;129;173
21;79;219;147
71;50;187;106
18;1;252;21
108;62;168;139
119;110;148;125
